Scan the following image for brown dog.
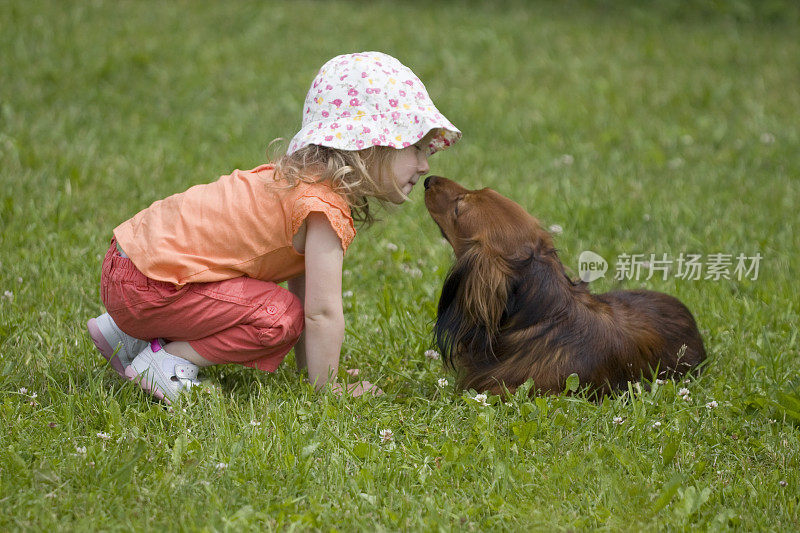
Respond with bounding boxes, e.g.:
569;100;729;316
423;176;706;396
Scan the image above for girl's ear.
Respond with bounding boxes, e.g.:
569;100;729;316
369;146;404;202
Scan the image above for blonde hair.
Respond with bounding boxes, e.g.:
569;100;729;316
270;131;436;226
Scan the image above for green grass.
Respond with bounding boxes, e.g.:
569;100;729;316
2;0;799;530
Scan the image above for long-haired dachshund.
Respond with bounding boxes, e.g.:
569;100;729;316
423;176;706;396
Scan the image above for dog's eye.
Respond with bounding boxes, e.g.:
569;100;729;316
453;195;467;217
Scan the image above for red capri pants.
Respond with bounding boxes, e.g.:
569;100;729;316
100;239;304;371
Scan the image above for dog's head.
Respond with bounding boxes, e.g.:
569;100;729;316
424;176;567;373
423;176;553;260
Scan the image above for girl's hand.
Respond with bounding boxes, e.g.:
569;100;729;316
330;380;384;397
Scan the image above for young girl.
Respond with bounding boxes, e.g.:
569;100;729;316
86;51;460;402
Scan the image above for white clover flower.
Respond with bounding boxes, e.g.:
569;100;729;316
215;462;228;470
424;349;440;360
613;416;624;425
16;277;23;284
652;421;662;429
342;290;353;298
2;290;13;301
437;378;449;387
75;446;87;455
655;379;667;386
678;388;690;397
549;224;563;235
386;242;398;252
19;387;27;394
407;267;423;278
30;392;37;399
96;432;111;440
706;400;718;409
250;420;261;427
474;393;489;406
555;154;574;166
380;429;394;443
668;157;684;169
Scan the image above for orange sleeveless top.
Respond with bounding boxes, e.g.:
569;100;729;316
113;164;356;287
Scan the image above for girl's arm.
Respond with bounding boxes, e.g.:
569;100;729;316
302;212;346;389
298;213;383;397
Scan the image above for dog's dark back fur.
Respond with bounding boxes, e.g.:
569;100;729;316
424;176;705;396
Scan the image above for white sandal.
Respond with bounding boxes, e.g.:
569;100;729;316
124;339;200;404
87;313;149;377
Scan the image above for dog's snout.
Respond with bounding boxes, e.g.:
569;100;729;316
424;175;438;190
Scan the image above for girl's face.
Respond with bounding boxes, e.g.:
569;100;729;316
381;143;430;204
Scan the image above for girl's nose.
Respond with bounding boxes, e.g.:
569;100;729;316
418;153;430;173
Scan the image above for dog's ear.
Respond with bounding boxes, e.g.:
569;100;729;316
437;257;465;320
434;246;509;365
455;246;510;335
434;257;466;368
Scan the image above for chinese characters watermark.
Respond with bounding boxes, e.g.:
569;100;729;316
578;251;762;282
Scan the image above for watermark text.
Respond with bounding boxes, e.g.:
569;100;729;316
578;252;761;282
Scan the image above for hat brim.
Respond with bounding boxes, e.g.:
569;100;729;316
287;110;461;156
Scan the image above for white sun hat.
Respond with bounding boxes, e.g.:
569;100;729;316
287;51;461;156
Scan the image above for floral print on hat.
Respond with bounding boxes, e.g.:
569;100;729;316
287;51;461;156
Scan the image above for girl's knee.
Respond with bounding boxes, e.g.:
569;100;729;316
281;292;305;342
257;290;304;347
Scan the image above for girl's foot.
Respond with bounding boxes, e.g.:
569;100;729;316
87;313;149;377
124;339;200;404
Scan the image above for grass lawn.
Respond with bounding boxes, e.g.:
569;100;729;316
1;1;799;530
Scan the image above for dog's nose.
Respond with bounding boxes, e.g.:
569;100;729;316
424;175;437;190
